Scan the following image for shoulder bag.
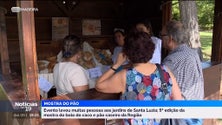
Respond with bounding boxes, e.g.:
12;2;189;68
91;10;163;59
156;64;187;125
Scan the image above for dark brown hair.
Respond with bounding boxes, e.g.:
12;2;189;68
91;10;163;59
123;32;155;63
113;28;125;36
62;35;82;58
136;19;153;36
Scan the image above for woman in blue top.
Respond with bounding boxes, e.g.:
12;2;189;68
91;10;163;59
112;28;126;64
112;28;128;72
136;20;162;64
96;32;182;125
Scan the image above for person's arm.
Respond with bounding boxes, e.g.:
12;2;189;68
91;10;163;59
96;53;127;93
73;85;89;92
97;63;120;83
96;70;126;93
167;67;183;100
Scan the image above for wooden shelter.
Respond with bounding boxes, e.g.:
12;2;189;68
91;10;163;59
0;0;221;125
1;0;169;73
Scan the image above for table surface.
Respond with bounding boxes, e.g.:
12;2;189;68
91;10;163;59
51;88;121;100
42;88;121;125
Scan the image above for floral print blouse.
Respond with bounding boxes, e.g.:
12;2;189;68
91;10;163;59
121;65;173;125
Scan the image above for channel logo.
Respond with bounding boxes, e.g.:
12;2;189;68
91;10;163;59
11;7;20;13
11;7;38;13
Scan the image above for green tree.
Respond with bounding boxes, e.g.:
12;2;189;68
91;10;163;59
172;1;180;20
172;0;214;30
196;0;214;30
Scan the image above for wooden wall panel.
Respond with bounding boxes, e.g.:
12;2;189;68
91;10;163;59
2;0;163;74
0;7;11;75
69;18;82;36
5;17;18;40
101;19;125;35
69;18;125;36
35;18;52;40
36;41;62;60
6;17;124;62
7;40;20;62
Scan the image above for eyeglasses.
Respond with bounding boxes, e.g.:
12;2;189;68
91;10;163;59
159;33;168;38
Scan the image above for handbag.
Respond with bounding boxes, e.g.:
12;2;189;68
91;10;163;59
156;64;187;125
160;119;187;125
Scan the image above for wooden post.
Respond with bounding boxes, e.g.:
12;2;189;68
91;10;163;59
17;1;39;125
161;0;172;59
162;0;172;27
179;0;203;61
179;0;200;48
211;0;222;63
220;66;222;97
0;7;11;75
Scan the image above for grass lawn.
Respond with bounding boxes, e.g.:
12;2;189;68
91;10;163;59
200;31;212;61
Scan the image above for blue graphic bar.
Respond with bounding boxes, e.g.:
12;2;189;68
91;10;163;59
41;100;222;107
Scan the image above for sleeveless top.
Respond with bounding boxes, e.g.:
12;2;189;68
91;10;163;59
121;65;173;125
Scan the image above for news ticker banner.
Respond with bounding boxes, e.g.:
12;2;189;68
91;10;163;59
41;100;222;119
2;100;222;119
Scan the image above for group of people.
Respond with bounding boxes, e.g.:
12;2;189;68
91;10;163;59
112;20;162;65
52;20;204;125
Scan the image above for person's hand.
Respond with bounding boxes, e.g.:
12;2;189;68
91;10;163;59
114;52;127;67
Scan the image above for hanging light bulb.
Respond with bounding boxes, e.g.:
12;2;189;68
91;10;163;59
72;1;76;5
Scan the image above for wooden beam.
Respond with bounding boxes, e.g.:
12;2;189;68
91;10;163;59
161;0;172;27
52;1;69;17
211;0;222;63
0;7;11;75
53;1;79;17
17;1;39;124
161;0;172;59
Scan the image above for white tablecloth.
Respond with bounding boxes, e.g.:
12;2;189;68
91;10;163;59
38;73;54;98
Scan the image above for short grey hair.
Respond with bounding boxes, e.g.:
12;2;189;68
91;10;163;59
165;20;188;45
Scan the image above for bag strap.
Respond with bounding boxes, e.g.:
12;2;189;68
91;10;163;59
156;64;169;95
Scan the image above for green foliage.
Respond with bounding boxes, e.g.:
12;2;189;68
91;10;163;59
196;0;214;30
172;0;215;30
172;1;180;20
